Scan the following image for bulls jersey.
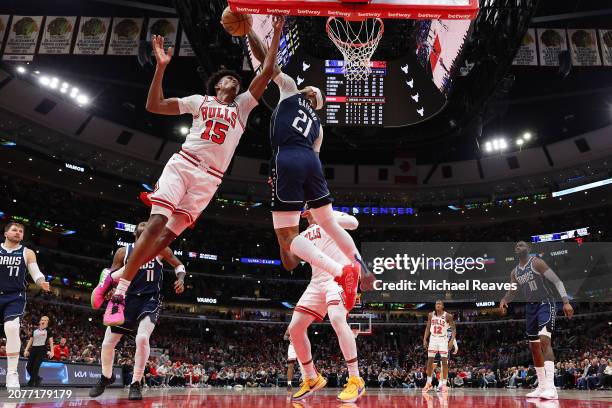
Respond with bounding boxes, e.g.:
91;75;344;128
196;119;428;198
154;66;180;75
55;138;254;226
0;244;28;293
177;91;258;172
270;73;322;150
124;244;164;297
515;256;554;303
430;311;449;338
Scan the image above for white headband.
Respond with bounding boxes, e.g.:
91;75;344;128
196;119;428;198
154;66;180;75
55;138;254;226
310;86;324;110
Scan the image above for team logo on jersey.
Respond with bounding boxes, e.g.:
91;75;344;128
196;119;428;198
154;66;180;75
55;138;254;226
305;227;322;241
200;106;238;128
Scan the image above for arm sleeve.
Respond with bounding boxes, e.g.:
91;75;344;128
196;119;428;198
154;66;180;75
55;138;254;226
542;268;568;299
273;72;299;102
27;262;45;283
333;211;359;230
177;94;204;116
312;126;323;153
235;91;258;127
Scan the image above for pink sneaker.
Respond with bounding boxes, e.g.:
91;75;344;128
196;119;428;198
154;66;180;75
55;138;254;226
103;295;125;326
91;270;114;310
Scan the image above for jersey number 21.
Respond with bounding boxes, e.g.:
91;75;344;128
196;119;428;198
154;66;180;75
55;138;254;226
292;110;313;137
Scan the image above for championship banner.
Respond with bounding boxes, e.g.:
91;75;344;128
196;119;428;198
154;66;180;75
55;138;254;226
598;29;612;66
2;16;43;61
39;16;76;54
147;17;178;53
107;17;143;56
0;15;9;47
512;28;538;66
568;29;601;66
394;152;417;184
73;16;110;55
537;28;567;66
178;29;195;57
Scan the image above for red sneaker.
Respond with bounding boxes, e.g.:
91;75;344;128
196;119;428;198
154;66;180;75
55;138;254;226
335;264;360;311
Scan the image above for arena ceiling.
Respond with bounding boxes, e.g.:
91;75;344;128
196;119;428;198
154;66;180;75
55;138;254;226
0;0;611;166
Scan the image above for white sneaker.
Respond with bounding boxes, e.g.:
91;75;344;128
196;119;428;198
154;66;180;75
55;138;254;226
539;387;559;400
6;372;20;389
525;387;544;398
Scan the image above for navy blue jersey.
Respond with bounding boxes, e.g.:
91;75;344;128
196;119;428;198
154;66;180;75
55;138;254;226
515;257;554;303
0;244;28;293
124;244;164;296
270;93;321;150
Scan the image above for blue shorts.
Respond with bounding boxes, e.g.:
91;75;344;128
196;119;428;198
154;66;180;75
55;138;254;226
270;147;333;212
110;292;161;336
526;301;556;341
0;291;26;322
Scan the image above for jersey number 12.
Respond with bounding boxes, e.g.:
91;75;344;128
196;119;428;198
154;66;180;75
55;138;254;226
292;110;313;137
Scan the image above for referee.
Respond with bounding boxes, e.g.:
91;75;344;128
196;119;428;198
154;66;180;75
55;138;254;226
24;315;54;387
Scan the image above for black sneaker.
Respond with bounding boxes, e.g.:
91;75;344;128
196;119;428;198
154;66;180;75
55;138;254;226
89;373;116;398
129;382;142;400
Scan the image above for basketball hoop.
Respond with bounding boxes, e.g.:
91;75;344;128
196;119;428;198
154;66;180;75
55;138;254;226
326;17;384;81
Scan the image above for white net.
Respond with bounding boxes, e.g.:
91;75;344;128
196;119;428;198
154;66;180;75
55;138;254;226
326;17;384;82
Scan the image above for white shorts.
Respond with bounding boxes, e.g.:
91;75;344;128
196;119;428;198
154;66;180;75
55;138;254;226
295;280;344;321
287;343;297;361
149;151;222;235
428;336;449;358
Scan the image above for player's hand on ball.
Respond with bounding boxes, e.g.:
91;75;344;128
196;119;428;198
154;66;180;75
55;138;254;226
152;34;173;67
271;15;285;32
499;299;508;315
174;279;185;294
563;302;574;320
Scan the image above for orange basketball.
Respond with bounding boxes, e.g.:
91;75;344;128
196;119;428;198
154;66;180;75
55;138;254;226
221;7;253;37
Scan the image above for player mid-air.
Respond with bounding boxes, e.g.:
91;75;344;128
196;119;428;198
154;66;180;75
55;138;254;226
247;27;376;312
500;241;573;400
89;222;186;400
95;16;285;327
422;300;456;393
1;222;50;389
287;209;365;403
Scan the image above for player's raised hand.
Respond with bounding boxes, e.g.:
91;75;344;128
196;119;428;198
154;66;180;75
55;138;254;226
174;279;185;294
499;299;508;315
152;34;173;67
563;302;574;320
271;15;285;33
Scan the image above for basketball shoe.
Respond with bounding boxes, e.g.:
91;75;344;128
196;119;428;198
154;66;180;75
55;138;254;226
525;386;545;398
422;382;434;393
91;268;114;309
539;387;559;400
292;373;327;401
103;294;125;326
335;264;360;310
337;376;366;403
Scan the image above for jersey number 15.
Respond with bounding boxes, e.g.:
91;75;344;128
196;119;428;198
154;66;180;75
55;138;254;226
292;110;313;137
201;120;228;144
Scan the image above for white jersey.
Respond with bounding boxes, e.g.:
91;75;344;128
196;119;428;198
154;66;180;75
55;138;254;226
430;311;449;338
299;211;358;285
177;91;258;173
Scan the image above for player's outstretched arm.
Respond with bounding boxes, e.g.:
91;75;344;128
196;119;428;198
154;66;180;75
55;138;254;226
534;258;573;319
145;34;180;115
161;247;186;294
25;248;50;292
499;268;518;315
246;29;281;77
248;15;285;101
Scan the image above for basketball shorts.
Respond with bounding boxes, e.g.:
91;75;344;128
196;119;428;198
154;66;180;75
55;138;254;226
294;279;344;321
150;150;223;235
111;292;161;336
0;291;26;322
270;147;333;212
287;344;297;362
428;336;449;358
526;300;556;341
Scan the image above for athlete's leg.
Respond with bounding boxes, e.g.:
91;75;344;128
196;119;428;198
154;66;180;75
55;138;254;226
132;316;155;385
327;304;358;377
287;311;317;380
4;317;21;376
441;357;449;387
287;361;295;387
101;327;123;378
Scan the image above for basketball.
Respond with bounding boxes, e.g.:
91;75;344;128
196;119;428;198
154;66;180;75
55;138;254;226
221;7;252;37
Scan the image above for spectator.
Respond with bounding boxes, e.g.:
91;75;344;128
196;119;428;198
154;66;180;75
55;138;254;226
53;337;70;361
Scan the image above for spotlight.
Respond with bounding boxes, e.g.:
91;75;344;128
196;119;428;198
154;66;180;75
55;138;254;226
16;66;26;74
499;138;508;150
516;139;524;146
492;139;499;150
485;142;492;152
76;94;89;105
51;77;59;85
180;126;189;135
39;76;50;86
61;82;69;89
523;132;532;141
60;88;67;94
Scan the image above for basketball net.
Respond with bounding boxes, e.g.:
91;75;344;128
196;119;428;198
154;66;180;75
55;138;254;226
326;17;384;81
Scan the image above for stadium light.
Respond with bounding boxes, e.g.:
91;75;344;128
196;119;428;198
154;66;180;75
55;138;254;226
16;66;26;74
39;76;50;86
180;126;189;135
516;139;524;146
76;94;89;105
523;132;532;141
485;141;492;152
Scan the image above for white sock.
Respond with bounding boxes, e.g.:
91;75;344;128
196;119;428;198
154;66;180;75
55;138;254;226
132;317;155;383
310;205;360;263
4;318;21;374
302;360;317;380
101;327;122;378
114;278;131;297
544;361;555;389
535;366;545;388
426;376;432;385
7;355;19;374
290;235;343;277
110;266;125;282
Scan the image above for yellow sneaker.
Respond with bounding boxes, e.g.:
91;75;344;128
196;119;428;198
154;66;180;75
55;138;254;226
292;373;327;401
337;376;366;403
